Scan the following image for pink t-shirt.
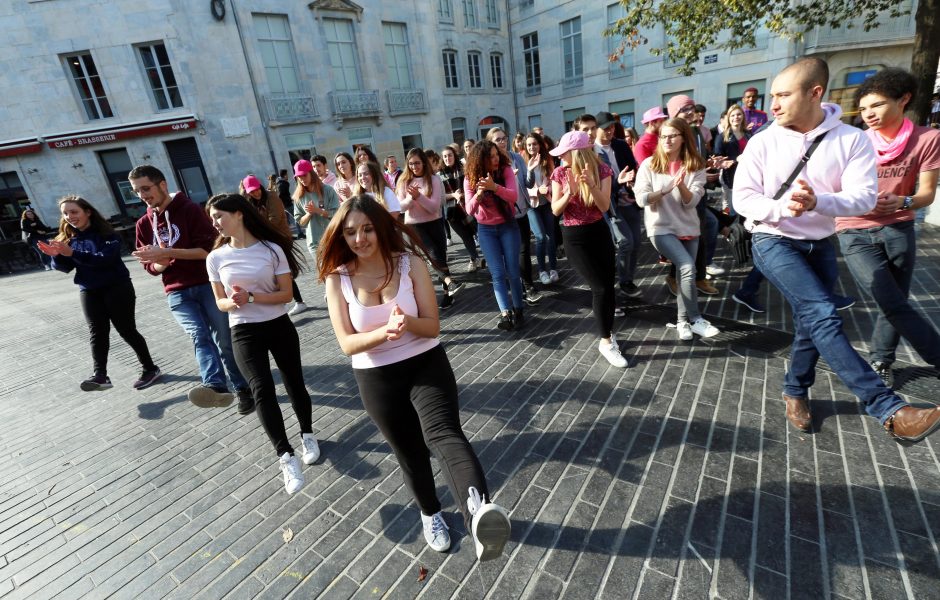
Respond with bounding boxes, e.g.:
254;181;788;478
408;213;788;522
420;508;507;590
550;162;613;226
339;253;439;369
633;132;659;165
836;126;940;231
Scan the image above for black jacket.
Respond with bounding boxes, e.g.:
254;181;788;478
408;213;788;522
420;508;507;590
713;130;751;188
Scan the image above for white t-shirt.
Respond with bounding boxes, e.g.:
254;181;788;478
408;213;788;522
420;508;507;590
379;187;401;212
206;240;291;325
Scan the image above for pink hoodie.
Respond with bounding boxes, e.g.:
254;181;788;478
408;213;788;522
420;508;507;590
733;103;878;240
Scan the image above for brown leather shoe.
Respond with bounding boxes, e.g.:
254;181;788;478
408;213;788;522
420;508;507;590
885;406;940;443
784;394;812;431
696;279;719;295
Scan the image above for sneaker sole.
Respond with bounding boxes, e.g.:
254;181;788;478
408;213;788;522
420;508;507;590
475;510;511;562
80;381;113;392
188;387;234;408
732;295;765;314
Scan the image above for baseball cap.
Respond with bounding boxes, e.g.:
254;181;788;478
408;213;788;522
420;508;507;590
242;175;262;193
293;159;313;177
549;131;592;157
641;107;668;124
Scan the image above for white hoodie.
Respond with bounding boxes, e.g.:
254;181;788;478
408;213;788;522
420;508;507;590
733;103;877;240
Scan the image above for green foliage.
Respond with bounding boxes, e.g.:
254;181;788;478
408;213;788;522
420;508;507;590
606;0;910;76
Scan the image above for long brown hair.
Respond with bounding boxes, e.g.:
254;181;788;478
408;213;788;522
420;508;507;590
292;170;323;203
354;161;390;209
397;148;433;196
650;118;705;175
464;140;510;189
316;195;435;290
523;132;555;179
206;194;305;278
55;195;114;242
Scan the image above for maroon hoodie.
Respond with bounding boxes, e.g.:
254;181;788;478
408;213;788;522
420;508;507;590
134;192;218;293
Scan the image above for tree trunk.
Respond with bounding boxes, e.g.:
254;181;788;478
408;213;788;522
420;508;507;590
909;0;939;124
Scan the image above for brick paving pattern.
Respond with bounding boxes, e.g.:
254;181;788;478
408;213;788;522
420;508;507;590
1;227;939;599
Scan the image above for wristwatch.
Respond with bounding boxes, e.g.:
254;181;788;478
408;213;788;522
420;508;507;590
901;196;914;210
247;292;255;304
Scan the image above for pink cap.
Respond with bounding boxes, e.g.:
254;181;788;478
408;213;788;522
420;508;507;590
293;159;313;177
666;94;695;119
641;106;668;124
549;131;592;157
242;175;262;193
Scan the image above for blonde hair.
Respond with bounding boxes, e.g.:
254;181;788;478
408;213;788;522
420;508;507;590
723;105;746;142
569;148;603;208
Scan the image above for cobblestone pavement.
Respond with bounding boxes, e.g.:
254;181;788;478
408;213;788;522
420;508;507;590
1;227;939;599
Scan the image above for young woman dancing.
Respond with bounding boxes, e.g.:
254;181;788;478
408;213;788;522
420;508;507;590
206;194;320;494
40;196;161;391
319;195;510;560
354;161;401;220
333;152;357;202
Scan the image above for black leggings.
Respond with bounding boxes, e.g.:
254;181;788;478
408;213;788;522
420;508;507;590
413;219;452;282
353;344;488;530
561;219;616;338
446;205;479;262
291;279;304;303
80;279;155;377
231;314;312;456
516;216;533;285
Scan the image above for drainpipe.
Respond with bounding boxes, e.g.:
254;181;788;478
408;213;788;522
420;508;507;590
230;0;279;172
505;0;521;132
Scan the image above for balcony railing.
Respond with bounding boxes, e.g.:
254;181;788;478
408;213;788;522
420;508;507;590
386;89;428;116
328;90;381;120
264;93;319;123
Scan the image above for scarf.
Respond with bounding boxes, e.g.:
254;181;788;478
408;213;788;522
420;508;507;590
866;118;913;165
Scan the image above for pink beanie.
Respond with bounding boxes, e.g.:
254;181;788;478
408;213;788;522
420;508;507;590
666;94;695;119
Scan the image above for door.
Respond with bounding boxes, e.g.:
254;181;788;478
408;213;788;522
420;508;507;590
97;148;140;218
165;138;211;204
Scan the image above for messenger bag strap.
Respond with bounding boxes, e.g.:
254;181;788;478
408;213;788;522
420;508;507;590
772;131;828;200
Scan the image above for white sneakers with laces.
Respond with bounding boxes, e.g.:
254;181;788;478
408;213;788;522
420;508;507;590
539;271;551;285
549;270;559;283
690;318;720;338
599;337;628;368
467;487;511;561
279;452;304;494
300;433;320;465
421;512;451;552
677;321;694;341
288;302;308;316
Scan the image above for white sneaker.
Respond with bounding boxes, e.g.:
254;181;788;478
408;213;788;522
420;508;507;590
539;271;551;285
279;452;304;494
468;259;478;272
421;511;451;552
691;318;720;338
677;321;693;341
599;339;628;368
299;433;320;465
549;270;559;283
705;263;726;276
288;302;308;316
467;487;511;562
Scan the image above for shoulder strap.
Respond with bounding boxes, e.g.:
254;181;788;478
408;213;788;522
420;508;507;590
772;131;828;200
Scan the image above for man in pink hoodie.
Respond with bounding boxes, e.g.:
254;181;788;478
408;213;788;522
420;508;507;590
734;57;940;443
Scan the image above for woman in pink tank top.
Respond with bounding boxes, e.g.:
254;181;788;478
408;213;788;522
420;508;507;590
317;195;511;561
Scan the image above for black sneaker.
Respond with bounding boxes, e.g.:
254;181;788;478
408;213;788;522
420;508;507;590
80;374;113;392
236;388;255;415
188;385;235;408
524;287;542;306
833;294;856;311
512;308;525;329
621;282;643;298
133;367;162;390
446;281;464;297
732;291;766;314
871;361;894;389
439;294;454;310
497;312;514;331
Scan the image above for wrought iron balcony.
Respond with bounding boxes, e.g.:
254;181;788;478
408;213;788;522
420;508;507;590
328;90;382;120
386;89;428;116
264;93;319;124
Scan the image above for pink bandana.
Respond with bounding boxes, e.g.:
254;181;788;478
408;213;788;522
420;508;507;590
866;118;913;165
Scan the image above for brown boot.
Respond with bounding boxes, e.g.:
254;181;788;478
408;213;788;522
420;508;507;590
696;279;718;295
884;406;940;443
784;394;812;431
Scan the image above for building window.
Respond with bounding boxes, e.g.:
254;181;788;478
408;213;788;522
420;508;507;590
467;52;483;89
136;43;183;111
64;52;113;120
563;107;585;132
438;0;453;22
442;50;460;89
462;0;478;28
382;23;412;89
528;114;541;131
285;133;317;166
451;117;466;145
522;32;541;94
489;53;504;89
606;4;633;79
401;121;423;153
323;18;360;91
560;17;583;87
253;14;300;95
484;0;499;27
608;100;635;130
348;126;374;155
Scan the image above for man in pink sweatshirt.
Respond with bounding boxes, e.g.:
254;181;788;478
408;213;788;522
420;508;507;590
734;57;940;443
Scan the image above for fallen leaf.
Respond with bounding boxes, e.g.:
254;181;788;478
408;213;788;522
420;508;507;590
417;566;428;582
282;527;294;543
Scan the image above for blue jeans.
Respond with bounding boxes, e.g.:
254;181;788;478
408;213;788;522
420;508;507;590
701;206;719;265
651;234;701;323
737;266;765;299
477;221;523;312
751;233;905;424
838;221;940;368
167;282;247;390
604;204;640;287
527;202;556;272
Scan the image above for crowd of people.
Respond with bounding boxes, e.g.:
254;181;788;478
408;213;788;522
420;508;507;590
33;58;940;563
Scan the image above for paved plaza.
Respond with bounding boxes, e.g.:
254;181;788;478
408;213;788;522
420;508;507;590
1;229;939;599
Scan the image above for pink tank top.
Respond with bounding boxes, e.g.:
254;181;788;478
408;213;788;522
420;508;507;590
339;253;439;369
